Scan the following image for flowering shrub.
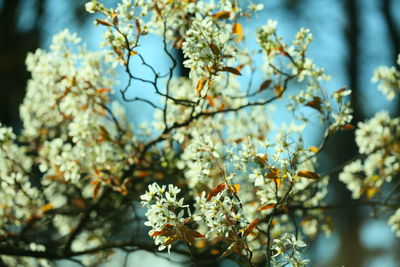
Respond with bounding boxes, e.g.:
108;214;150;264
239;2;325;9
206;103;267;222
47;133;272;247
0;0;399;266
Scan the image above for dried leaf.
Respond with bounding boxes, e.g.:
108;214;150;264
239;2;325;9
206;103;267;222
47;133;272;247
222;66;242;76
297;170;320;180
211;11;231;19
96;19;112;27
206;184;226;201
196;77;207;96
232;23;243;42
257;203;276;211
257;79;272;93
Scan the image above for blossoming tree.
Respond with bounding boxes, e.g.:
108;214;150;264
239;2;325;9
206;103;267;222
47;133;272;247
0;0;399;266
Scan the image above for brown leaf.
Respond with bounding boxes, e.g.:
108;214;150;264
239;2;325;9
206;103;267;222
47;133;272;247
274;85;284;97
257;79;272;93
222;66;242;76
206;95;215;107
135;19;141;35
196;77;207;96
209;43;220;55
305;96;323;113
340;123;354;131
206;184;226;201
297;170;320;179
93;182;101;200
96;19;112;27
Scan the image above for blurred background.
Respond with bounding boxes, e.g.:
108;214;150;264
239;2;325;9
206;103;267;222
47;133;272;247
0;0;399;266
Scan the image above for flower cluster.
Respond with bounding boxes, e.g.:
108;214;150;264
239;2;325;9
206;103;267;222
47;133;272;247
372;55;400;100
271;233;310;266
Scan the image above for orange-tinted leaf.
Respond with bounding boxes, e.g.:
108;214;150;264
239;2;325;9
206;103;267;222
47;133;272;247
274;85;284;97
274;178;281;188
305;96;323;113
183;228;205;244
232;23;243;42
265;167;280;179
211;11;231;19
341;123;354;130
297;170;320;179
96;19;112;27
309;146;319;153
96;88;111;94
243;218;259;237
41;203;54;214
229;184;240;194
257;79;272;93
130;50;138;56
222;66;242;76
206;95;215;107
255;154;268;166
257;203;276;211
210;249;220;255
196;77;207;96
206;184;226;201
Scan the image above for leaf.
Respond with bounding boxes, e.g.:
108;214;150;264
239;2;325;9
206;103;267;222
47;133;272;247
254;154;268;166
93;182;101;200
211;11;231;19
265;167;280;179
222;66;242;76
206;184;226;201
135;19;141;35
309;146;319;153
274;85;284;97
297;170;320;180
209;43;220;55
41;203;54;214
340;123;354;131
232;23;243;42
257;79;272;93
183;228;205;244
243;218;259;237
305;96;323;113
206;95;215;107
130;50;138;56
163;235;180;246
257;203;276;211
96;19;112;27
229;184;240;194
196;77;207;96
96;88;111;94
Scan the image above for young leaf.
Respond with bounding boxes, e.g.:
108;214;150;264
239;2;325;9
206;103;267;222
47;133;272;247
257;79;272;93
232;23;243;42
196;77;207;96
305;96;323;113
211;11;231;19
257;203;276;211
243;218;259;237
297;170;320;179
222;66;242;76
41;203;54;214
206;184;226;201
96;19;112;27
